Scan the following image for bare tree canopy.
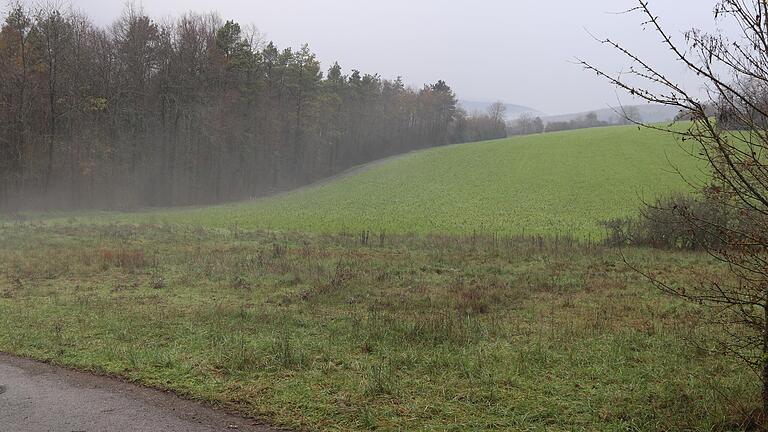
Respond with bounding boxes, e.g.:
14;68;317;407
583;0;768;417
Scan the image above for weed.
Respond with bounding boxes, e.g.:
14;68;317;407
272;243;285;258
364;361;397;397
358;407;379;429
100;247;151;271
272;330;305;370
151;276;166;290
231;275;251;290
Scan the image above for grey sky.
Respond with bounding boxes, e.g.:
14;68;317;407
58;0;714;115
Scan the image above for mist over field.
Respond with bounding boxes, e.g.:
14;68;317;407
2;1;767;431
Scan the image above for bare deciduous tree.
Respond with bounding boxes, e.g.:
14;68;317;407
581;0;768;415
487;101;507;124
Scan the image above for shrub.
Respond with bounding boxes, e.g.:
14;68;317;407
603;188;733;250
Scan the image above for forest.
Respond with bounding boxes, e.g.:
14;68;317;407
0;4;505;210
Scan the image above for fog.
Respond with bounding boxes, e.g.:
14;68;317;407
0;0;727;211
65;0;714;115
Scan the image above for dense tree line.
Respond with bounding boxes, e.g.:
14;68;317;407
507;113;544;136
454;101;508;142
544;112;609;133
507;107;645;137
0;4;485;211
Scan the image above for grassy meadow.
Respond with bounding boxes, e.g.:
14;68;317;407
0;125;752;431
0;224;755;431
51;124;707;239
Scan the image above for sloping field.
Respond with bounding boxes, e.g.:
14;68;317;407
0;126;753;431
66;125;705;238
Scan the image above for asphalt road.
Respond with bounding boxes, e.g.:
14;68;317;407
0;353;280;432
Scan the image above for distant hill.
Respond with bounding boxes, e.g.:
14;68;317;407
541;104;680;125
459;100;544;120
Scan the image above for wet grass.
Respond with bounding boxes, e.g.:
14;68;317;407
0;222;755;431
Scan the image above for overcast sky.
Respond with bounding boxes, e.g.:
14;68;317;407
52;0;715;115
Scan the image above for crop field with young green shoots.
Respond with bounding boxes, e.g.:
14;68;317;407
44;125;706;239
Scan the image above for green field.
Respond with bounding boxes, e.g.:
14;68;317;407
1;126;751;431
64;125;705;238
0;224;752;431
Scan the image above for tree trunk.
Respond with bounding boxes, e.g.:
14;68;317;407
764;300;768;415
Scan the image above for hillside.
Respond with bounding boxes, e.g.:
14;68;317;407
96;125;706;238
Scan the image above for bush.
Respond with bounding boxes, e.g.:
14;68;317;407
602;189;733;250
